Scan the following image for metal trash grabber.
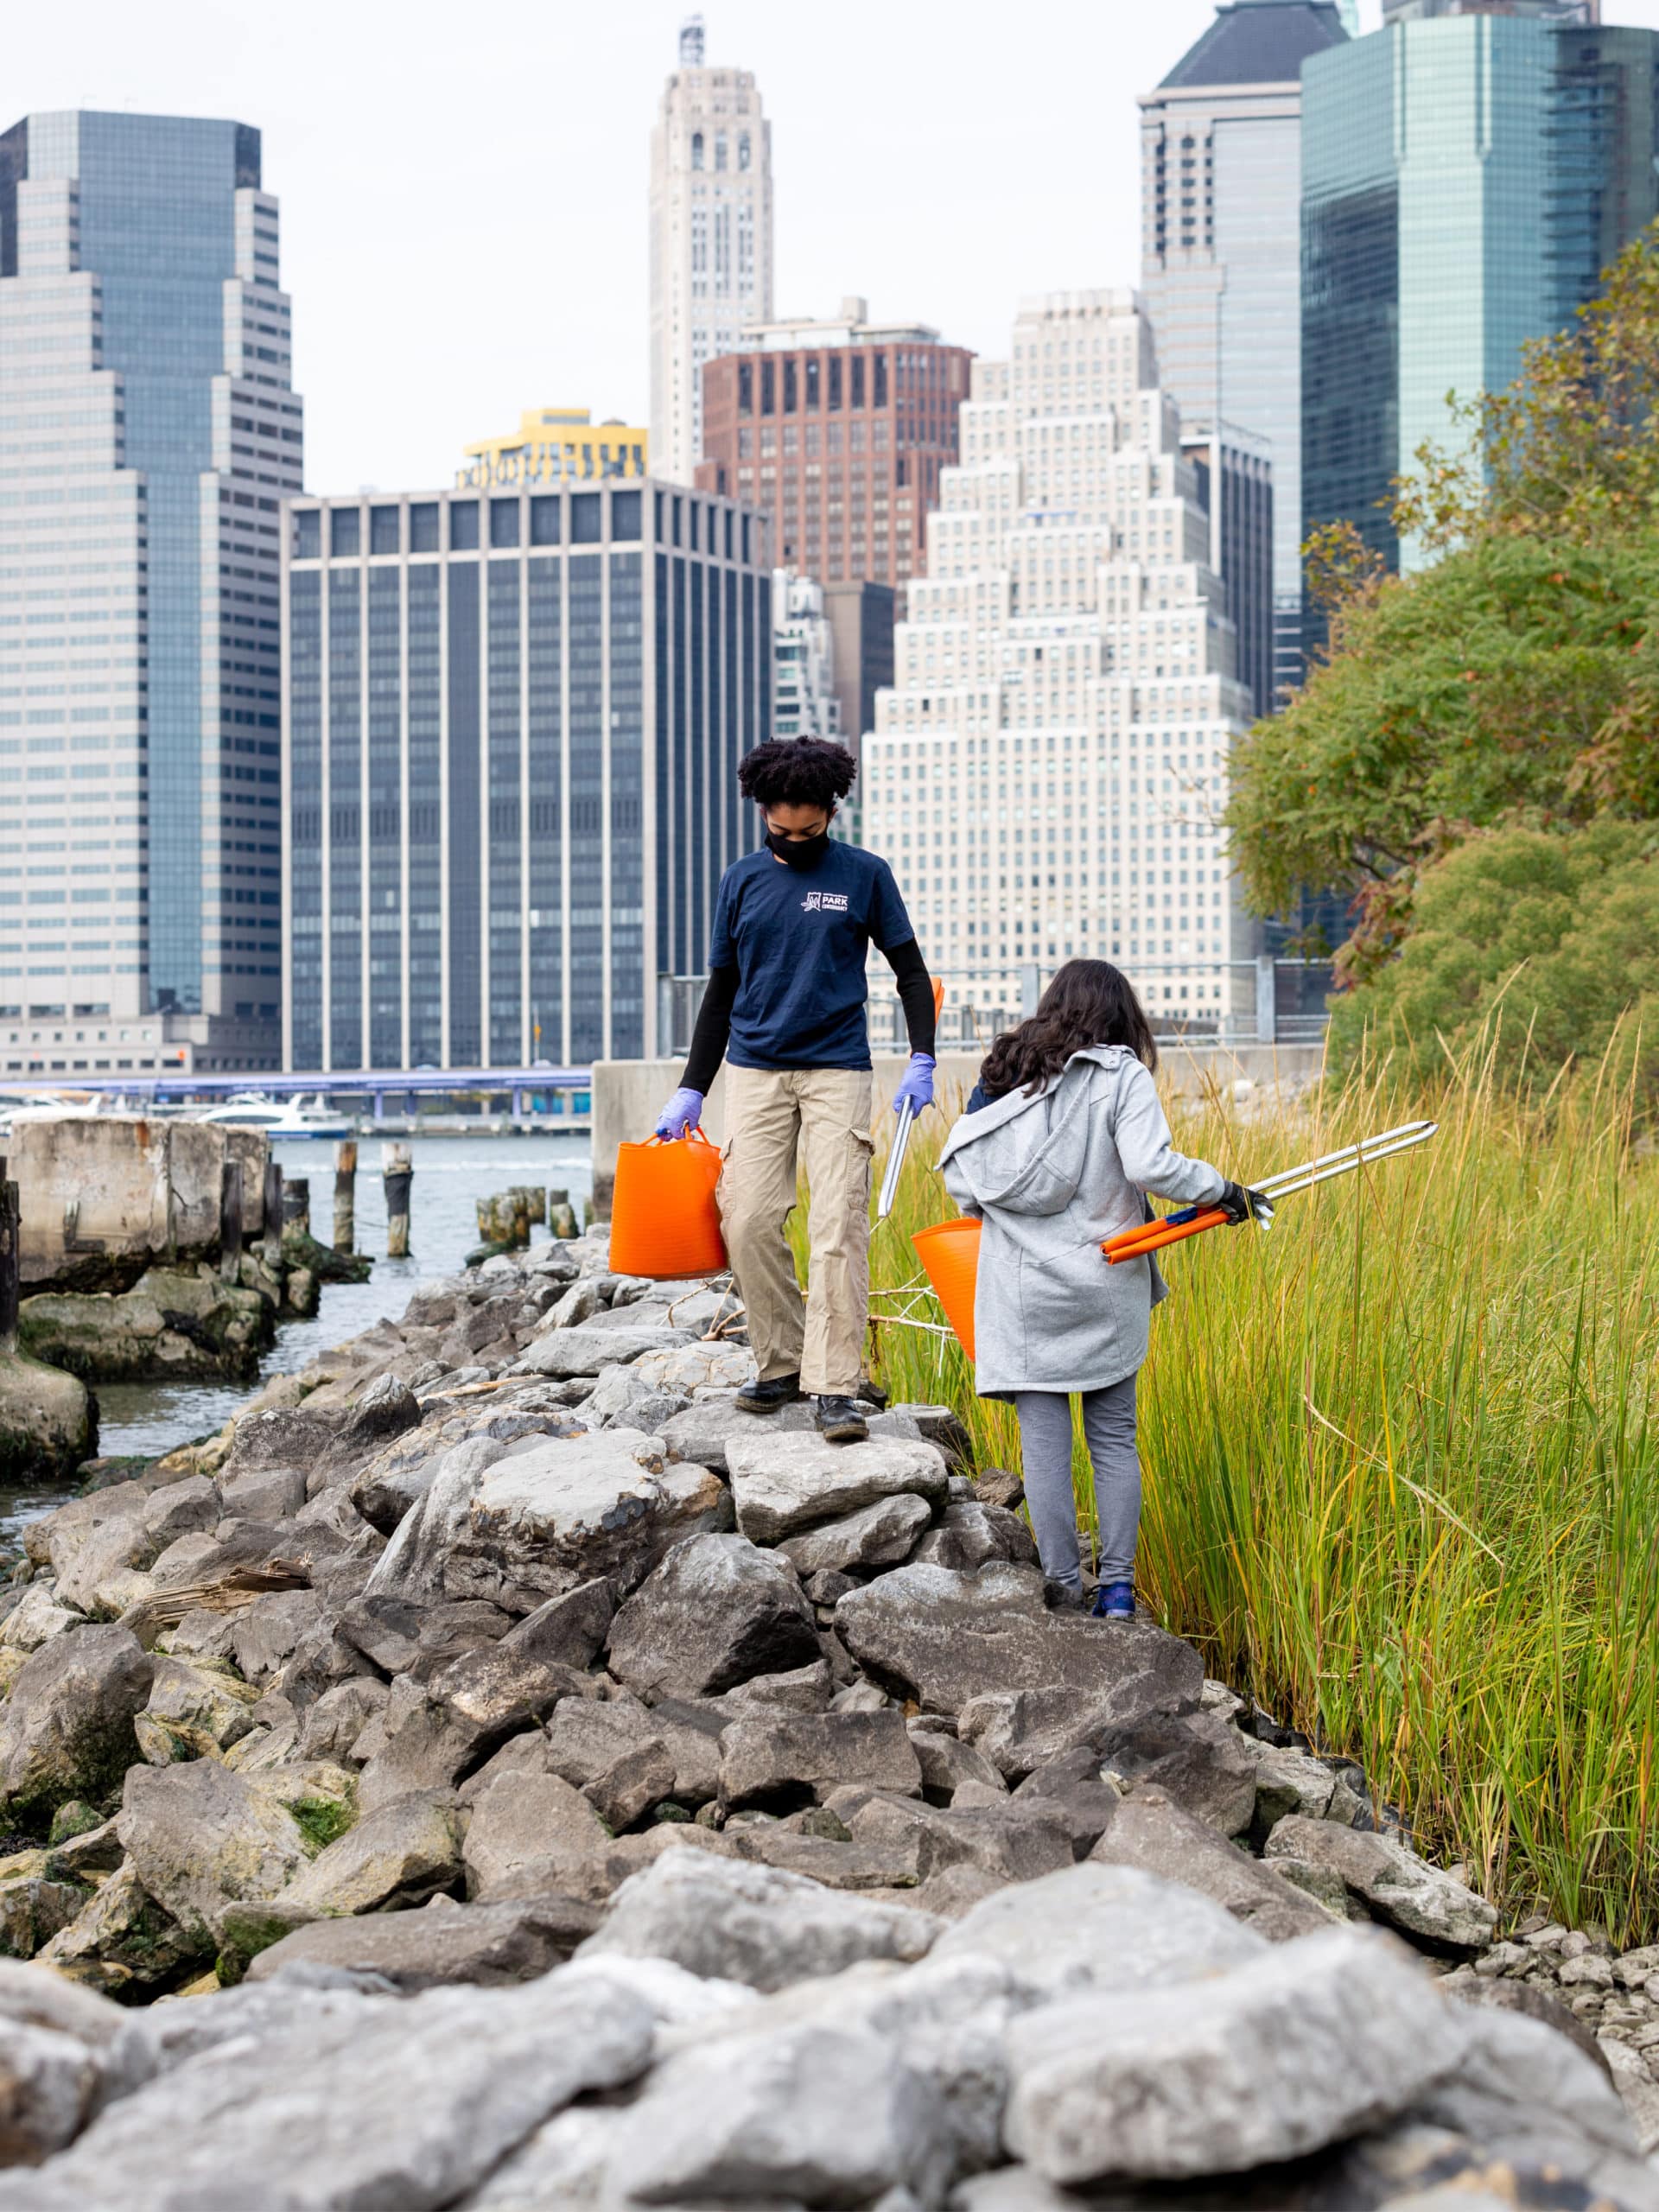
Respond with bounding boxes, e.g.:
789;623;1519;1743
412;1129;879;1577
1103;1118;1439;1267
877;979;948;1221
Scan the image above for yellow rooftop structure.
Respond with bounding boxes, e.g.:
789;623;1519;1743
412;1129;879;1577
458;407;648;487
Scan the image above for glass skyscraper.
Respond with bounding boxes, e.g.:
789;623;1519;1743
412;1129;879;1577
283;480;768;1071
0;111;298;1077
1141;3;1351;707
1302;7;1659;574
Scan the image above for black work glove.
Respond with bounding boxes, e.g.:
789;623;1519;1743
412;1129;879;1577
1216;1179;1269;1226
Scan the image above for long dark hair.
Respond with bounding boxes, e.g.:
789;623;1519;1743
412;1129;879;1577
976;960;1157;1101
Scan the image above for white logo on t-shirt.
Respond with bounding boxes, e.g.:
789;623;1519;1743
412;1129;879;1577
802;890;849;913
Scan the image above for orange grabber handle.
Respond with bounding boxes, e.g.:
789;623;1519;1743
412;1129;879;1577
1103;1207;1230;1266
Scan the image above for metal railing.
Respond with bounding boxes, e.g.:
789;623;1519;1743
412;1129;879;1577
658;957;1332;1058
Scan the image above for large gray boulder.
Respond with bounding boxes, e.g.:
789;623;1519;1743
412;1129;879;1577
0;1625;154;1824
1003;1923;1469;2183
605;1532;818;1700
116;1760;310;1948
461;1771;611;1902
574;1847;944;1991
842;1792;1074;1888
778;1493;934;1576
276;1792;465;1918
1089;1784;1333;1942
1264;1814;1498;1953
245;1891;601;1991
836;1562;1202;1732
930;1861;1268;2001
366;1427;728;1613
0;2016;103;2168
0;1972;655;2212
519;1322;692;1377
718;1709;924;1812
1093;1709;1259;1837
727;1431;950;1545
543;1693;723;1814
908;1498;1039;1573
660;1395;820;1474
356;1644;574;1812
607;2018;950;2208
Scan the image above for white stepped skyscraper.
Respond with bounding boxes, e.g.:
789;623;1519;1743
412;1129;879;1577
650;15;774;486
861;289;1253;1032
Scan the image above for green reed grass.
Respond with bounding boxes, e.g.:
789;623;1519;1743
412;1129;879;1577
855;1042;1659;1942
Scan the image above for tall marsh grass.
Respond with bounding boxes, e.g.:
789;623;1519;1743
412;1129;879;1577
861;1047;1659;1942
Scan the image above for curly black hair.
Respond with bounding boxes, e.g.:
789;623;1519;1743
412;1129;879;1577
737;738;858;810
976;959;1158;1099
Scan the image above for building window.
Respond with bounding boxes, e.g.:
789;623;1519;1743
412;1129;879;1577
873;353;888;409
851;356;865;409
370;505;400;556
691;131;704;168
490;498;519;549
828;357;842;410
294;509;320;560
715;133;728;170
761;359;775;415
738;360;753;415
449;500;480;550
739;131;751;169
783;359;797;413
611;488;642;542
410;502;439;553
572;492;602;544
804;357;820;410
530;495;561;547
330;507;360;558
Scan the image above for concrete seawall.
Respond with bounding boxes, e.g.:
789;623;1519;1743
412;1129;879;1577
590;1042;1325;1212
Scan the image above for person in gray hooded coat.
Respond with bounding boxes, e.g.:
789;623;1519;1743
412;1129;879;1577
939;960;1261;1619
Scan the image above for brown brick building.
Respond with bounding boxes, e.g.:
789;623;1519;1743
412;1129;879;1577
694;298;973;594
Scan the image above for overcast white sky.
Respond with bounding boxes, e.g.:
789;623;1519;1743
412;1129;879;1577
10;0;1659;494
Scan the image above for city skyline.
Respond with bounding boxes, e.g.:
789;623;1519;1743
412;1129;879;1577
27;0;1637;505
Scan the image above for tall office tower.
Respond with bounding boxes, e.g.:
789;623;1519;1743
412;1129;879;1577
458;408;649;490
1303;2;1658;575
696;301;973;594
283;480;768;1071
650;16;773;487
1140;2;1350;708
0;112;298;1081
861;292;1257;1033
772;572;840;741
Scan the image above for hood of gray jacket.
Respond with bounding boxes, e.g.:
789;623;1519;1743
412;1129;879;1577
937;1046;1141;1217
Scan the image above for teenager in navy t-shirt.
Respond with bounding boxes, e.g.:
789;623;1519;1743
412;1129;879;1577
654;739;937;1442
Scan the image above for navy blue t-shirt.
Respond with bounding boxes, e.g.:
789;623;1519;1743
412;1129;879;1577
709;843;915;1071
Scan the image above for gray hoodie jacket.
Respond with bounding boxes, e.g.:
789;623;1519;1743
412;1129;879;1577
937;1046;1226;1396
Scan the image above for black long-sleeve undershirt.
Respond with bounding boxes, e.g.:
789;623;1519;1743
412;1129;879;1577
680;937;937;1094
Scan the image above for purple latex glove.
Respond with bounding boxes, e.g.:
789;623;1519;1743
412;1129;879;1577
893;1053;936;1116
654;1086;704;1140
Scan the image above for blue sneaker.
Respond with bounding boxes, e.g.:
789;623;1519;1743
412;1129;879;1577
1090;1580;1135;1621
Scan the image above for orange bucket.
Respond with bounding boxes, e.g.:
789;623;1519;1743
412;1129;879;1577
610;1129;728;1279
912;1217;982;1361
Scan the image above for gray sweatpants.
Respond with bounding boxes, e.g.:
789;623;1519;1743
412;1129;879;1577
1014;1376;1140;1592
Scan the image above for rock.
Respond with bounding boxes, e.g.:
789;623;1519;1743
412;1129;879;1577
1443;1972;1614;2082
606;1533;818;1700
1090;1784;1334;1942
243;1889;601;1991
842;1793;1074;1887
228;1590;321;1685
41;1488;156;1618
132;1656;260;1764
0;1956;136;2059
931;1860;1267;2003
1093;1709;1259;1836
350;1436;442;1535
356;1644;573;1810
544;1694;722;1813
35;1862;200;1996
366;1427;728;1613
728;1432;950;1545
519;1322;692;1378
0;1589;82;1656
295;1678;390;1764
1264;1814;1498;1953
709;1660;836;1718
1237;1732;1339;1839
139;1478;221;1550
575;1848;944;1991
462;1771;612;1902
277;1792;466;1918
116;1760;309;1948
909;1726;1008;1805
1010;1746;1122;1856
779;1493;935;1576
5;1969;655;2212
630;1340;757;1396
608;2019;948;2208
498;1578;614;1671
0;1350;94;1485
0;1624;154;1824
1004;1923;1469;2183
0;2015;102;2166
1417;2005;1654;2187
720;1711;925;1813
906;1499;1039;1573
0;1879;89;1960
661;1393;821;1474
836;1562;1201;1736
218;1462;307;1523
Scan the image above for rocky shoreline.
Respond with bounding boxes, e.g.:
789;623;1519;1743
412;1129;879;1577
0;1231;1652;2207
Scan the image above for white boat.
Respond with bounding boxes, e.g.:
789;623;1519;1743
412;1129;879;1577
194;1093;353;1140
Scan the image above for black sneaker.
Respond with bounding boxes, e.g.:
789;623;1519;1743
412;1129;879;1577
816;1395;868;1443
735;1371;802;1414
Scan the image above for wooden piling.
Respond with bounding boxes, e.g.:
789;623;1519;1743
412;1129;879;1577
383;1141;413;1259
333;1139;358;1255
283;1177;310;1238
263;1161;284;1269
0;1159;16;1347
219;1160;245;1283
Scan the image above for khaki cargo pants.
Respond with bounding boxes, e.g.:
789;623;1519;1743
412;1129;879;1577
717;1066;874;1398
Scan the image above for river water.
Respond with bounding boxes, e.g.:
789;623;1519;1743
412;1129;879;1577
3;1133;594;1548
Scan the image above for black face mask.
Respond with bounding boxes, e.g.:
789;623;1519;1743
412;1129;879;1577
766;827;831;869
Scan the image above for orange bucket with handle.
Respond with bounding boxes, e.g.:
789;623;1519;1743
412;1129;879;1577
912;1217;982;1361
609;1129;728;1279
